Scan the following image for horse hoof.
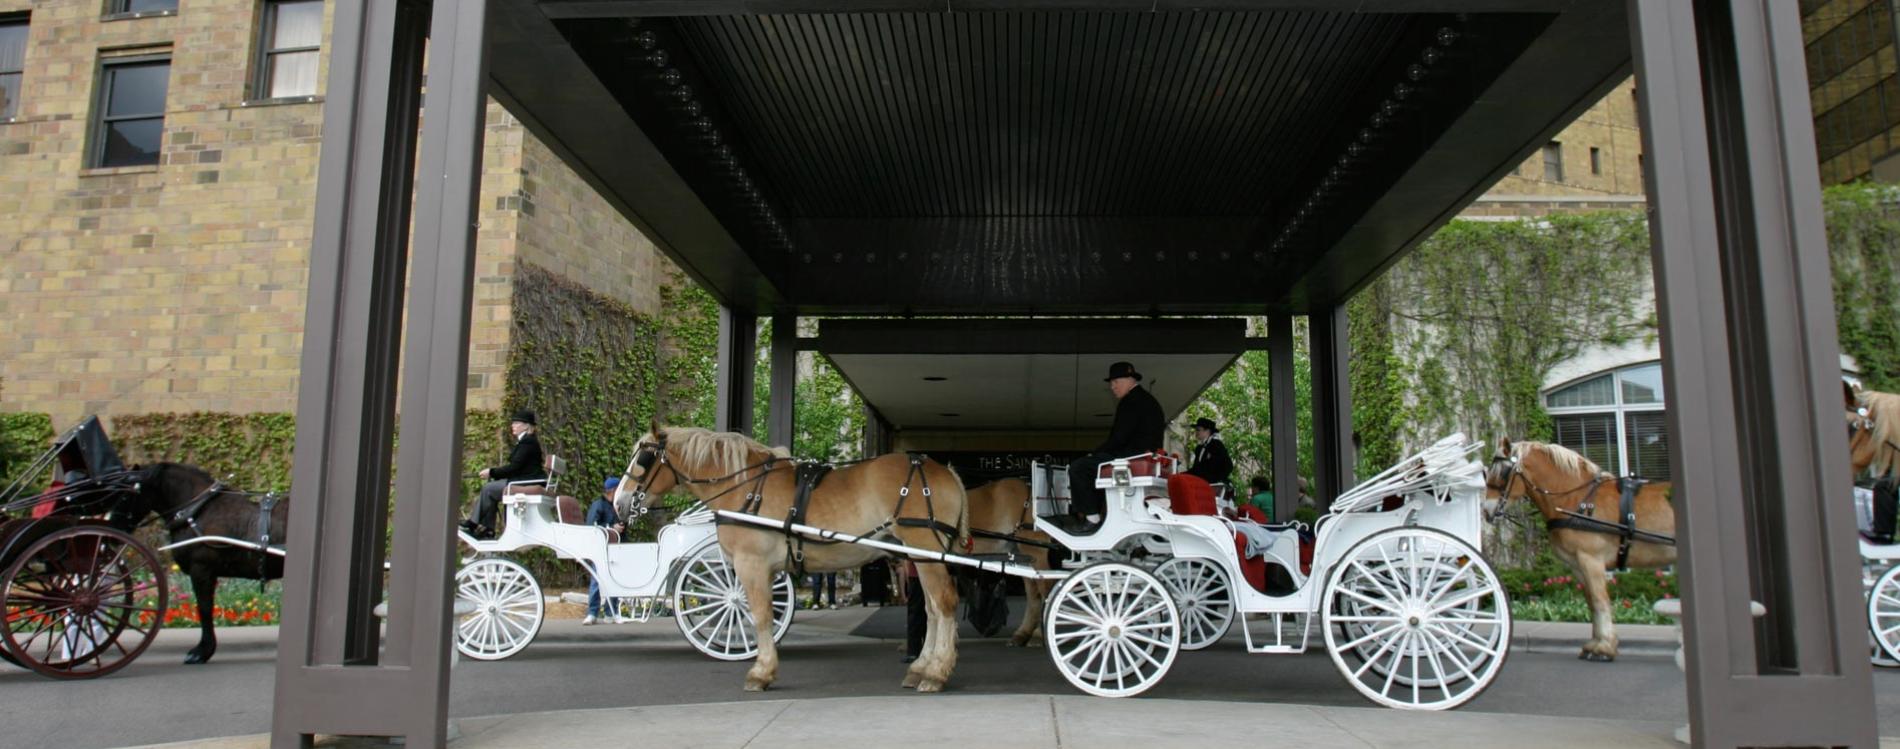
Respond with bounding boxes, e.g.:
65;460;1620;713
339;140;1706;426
915;679;945;693
901;672;922;689
184;651;210;665
744;680;770;692
1580;651;1615;663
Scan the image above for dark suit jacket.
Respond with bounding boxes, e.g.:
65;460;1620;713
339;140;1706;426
1184;435;1233;486
1096;385;1166;457
489;431;546;481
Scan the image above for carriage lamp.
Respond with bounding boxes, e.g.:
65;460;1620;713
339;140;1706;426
1113;465;1132;488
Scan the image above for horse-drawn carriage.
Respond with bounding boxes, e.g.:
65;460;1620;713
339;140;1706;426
450;458;794;662
1857;485;1900;665
699;432;1512;709
0;417;169;679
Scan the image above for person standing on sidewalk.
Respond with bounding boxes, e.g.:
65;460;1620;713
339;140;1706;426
583;477;626;625
807;572;838;609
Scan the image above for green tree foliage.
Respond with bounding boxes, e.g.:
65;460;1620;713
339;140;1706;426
0;412;55;492
1181;318;1313;486
1826;182;1900;390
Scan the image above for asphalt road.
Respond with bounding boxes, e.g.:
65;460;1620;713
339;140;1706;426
3;608;1896;749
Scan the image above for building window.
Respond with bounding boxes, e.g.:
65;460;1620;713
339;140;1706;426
1543;141;1564;182
91;56;170;168
1544;362;1670;480
255;0;321;99
0;16;25;120
1589;146;1602;175
108;0;178;15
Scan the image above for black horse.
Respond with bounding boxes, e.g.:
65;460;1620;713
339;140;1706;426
123;462;288;664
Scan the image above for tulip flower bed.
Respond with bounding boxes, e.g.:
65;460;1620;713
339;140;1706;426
1499;553;1677;626
134;571;282;628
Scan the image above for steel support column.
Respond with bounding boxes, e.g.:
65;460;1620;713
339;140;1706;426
715;307;757;434
1267;313;1300;523
1630;1;1876;746
767;314;796;449
273;0;487;746
1307;305;1353;506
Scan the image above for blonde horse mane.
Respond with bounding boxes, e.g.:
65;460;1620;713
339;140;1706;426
1857;389;1900;478
662;426;791;476
1512;440;1603;477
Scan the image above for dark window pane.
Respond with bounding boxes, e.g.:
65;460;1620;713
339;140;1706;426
1624;411;1671;481
1547;374;1614;408
1553;413;1619;474
0;20;26;72
0;72;18;119
267;50;318;98
100;117;161;167
106;62;168;116
271;1;323;49
117;0;178;13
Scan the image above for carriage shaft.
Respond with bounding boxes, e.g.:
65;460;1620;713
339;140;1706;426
713;510;1066;580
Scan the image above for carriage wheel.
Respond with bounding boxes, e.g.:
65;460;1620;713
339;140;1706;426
1871;563;1900;665
1320;527;1510;710
1;525;167;680
1044;562;1180;698
671;544;794;661
454;558;543;661
1153;557;1233;651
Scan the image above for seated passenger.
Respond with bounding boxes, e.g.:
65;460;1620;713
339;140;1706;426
1181;417;1232;488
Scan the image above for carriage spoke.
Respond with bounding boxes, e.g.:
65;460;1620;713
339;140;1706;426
1350;625;1407;680
1426;624;1486;683
1428;617;1506;657
1428;585;1497;616
1337;585;1403;614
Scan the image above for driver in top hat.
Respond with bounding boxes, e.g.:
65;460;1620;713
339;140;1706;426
1066;362;1166;528
461;410;546;539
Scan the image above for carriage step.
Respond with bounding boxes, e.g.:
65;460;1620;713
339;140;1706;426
1036;513;1101;537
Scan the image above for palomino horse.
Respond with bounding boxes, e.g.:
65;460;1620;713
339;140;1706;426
616;425;969;692
1845;382;1900;480
1484;438;1675;662
963;478;1056;647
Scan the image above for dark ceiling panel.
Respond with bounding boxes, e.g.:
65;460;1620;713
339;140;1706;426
670;12;1408;217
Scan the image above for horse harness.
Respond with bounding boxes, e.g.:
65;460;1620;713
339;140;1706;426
162;479;285;579
1490;456;1675;570
964;480;1061;555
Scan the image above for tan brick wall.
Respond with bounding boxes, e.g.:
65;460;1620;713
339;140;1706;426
0;0;677;425
1481;77;1644;201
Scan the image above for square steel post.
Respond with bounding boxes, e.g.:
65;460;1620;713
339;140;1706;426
1630;0;1877;745
1308;305;1354;505
768;313;796;449
272;0;487;746
1268;312;1300;523
716;306;757;434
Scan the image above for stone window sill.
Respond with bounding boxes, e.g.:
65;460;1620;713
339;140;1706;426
101;9;178;22
80;165;161;178
238;95;323;109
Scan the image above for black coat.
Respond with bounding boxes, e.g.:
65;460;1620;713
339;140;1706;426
1096;385;1166;457
1184;435;1233;487
489;431;546;481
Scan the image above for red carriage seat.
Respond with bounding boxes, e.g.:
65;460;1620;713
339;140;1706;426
1167;474;1268;592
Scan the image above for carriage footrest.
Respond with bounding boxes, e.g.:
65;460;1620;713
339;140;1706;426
1037;514;1101;536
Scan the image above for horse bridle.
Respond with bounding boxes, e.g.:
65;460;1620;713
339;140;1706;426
618;434;787;517
1484;454;1611;520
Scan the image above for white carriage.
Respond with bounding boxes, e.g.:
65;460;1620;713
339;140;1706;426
451;459;794;662
716;434;1511;709
1856;484;1900;666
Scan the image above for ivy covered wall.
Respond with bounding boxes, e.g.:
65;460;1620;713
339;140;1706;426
1827;183;1900;390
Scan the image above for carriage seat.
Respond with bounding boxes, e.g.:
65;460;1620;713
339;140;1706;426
1167;473;1270;592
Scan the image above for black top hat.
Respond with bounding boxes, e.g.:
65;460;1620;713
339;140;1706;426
1104;361;1143;382
511;410;537;427
1194;417;1218;433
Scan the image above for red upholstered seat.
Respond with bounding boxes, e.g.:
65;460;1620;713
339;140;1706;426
1168;474;1268;592
1236;505;1267;524
555;496;585;525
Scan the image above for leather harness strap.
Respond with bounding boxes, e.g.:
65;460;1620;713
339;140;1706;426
781;462;836;577
1544;475;1675;569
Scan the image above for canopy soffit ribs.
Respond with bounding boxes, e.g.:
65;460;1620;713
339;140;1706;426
491;1;1630;314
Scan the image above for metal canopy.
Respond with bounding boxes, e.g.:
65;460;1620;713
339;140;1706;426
489;0;1631;314
818;318;1246;430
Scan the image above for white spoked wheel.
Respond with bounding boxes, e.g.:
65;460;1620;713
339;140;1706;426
1154;557;1233;651
1044;562;1180;698
1320;528;1510;710
1871;563;1900;665
454;557;544;661
672;544;795;661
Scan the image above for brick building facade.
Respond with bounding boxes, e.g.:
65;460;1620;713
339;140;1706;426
0;0;677;426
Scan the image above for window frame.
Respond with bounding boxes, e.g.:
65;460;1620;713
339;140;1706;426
89;53;171;169
251;0;322;101
1589;146;1602;175
1542;141;1564;182
0;13;27;121
1544;362;1668;479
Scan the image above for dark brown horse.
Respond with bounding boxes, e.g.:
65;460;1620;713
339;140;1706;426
125;462;287;664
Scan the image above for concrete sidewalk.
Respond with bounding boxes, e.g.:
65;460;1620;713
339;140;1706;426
142;604;1683;659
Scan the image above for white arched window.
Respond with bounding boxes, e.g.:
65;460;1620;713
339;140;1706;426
1543;362;1669;480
